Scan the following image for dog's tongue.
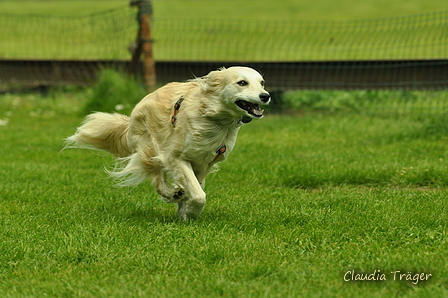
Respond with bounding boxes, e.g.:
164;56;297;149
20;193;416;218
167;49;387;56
253;105;264;116
236;100;264;118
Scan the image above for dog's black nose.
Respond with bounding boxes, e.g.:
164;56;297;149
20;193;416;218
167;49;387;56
259;93;271;103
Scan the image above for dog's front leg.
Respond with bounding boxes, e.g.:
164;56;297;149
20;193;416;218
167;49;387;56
170;160;206;220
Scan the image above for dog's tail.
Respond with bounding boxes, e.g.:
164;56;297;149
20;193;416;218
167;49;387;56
65;112;133;158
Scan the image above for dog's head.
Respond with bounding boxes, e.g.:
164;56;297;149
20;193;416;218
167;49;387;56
202;66;270;120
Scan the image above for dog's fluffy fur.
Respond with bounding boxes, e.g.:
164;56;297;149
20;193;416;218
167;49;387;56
66;66;270;220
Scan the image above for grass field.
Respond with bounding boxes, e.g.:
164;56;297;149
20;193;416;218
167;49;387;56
1;0;448;20
282;90;448;115
1;86;448;297
1;1;448;296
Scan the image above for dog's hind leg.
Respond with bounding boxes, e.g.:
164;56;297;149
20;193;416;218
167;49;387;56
151;172;186;204
166;160;206;220
123;147;184;203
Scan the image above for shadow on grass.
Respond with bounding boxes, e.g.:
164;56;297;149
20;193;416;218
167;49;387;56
370;114;448;143
125;208;179;225
93;198;181;226
280;172;448;191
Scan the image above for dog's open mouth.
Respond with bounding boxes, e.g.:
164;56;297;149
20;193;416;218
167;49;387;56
235;100;264;118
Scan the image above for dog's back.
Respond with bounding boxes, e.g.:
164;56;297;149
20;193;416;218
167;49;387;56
65;81;198;159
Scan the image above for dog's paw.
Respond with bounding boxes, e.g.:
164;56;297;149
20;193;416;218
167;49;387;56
173;189;184;200
177;199;205;221
160;187;186;203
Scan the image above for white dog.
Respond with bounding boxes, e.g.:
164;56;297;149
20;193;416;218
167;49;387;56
66;66;270;220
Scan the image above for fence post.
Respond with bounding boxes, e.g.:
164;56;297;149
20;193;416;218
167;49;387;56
130;0;156;91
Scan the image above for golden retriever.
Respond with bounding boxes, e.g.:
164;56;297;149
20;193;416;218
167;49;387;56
65;66;270;220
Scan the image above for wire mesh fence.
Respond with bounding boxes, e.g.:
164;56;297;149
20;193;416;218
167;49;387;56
0;7;136;60
153;11;448;61
1;7;447;61
0;6;447;114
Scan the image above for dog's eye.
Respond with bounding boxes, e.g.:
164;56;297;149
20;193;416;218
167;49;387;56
237;80;248;86
260;80;265;87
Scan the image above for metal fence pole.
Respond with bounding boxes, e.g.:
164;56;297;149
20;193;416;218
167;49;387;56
130;0;156;91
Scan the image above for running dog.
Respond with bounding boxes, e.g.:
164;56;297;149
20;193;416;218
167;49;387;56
66;66;270;220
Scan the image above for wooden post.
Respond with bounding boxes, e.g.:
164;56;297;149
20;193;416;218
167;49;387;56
130;0;156;91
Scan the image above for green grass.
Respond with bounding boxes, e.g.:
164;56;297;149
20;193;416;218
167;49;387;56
0;0;125;16
151;14;448;61
1;89;448;297
280;90;448;114
81;68;146;115
0;0;447;60
1;0;448;20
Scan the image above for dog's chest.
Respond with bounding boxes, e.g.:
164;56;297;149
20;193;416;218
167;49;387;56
182;126;240;164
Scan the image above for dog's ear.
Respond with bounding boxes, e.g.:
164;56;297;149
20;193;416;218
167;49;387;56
203;69;227;94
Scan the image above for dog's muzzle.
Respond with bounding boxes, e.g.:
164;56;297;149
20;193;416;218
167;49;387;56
235;92;270;118
259;92;271;103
